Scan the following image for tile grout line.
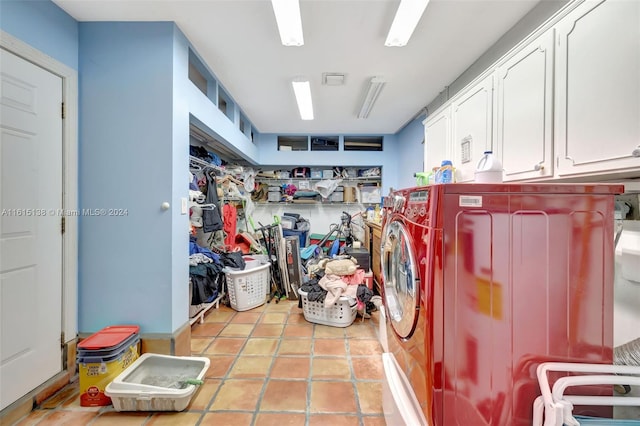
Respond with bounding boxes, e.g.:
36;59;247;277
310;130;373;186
345;332;366;426
306;322;316;426
249;303;289;426
196;307;256;425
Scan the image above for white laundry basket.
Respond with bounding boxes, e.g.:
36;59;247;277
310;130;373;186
225;259;270;311
298;289;357;327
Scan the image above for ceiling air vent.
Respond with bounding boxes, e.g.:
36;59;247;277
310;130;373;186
322;73;346;86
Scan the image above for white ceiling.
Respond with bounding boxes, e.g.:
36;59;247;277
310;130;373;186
53;0;541;135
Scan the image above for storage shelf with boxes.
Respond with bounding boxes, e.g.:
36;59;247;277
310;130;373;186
254;166;381;205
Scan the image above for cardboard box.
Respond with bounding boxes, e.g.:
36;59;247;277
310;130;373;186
343;187;357;203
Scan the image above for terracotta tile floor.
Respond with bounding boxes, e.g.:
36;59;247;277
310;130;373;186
14;300;385;426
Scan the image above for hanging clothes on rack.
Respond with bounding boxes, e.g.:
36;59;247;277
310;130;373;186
223;203;237;248
202;172;223;233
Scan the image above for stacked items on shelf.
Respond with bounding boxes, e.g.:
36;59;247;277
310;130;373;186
252;166;381;204
298;256;381;328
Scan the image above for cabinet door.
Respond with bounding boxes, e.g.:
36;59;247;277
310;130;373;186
555;0;640;176
424;105;451;173
451;74;494;182
495;29;555;181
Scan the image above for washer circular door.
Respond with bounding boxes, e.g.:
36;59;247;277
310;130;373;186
381;218;420;339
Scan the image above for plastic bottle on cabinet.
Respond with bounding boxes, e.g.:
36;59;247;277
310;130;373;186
474;151;503;183
428;167;439;185
435;160;454;184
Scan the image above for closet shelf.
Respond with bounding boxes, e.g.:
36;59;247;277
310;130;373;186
189;155;224;172
254;201;376;206
256;176;380;185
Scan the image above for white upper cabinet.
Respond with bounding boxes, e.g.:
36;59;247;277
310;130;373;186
424;105;452;173
419;0;639;183
451;74;494;182
495;28;555;181
555;0;640;177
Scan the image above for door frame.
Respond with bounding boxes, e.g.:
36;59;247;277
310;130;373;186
1;30;78;345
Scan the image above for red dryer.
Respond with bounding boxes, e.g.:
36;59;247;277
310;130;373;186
380;183;622;425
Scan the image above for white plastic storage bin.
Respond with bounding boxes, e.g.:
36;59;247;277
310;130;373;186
225;260;270;311
105;353;210;412
268;191;280;202
298;289;357;327
329;187;344;202
359;186;381;204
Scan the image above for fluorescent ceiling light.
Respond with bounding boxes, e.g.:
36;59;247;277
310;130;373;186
357;77;386;119
385;0;429;47
271;0;304;46
292;79;314;120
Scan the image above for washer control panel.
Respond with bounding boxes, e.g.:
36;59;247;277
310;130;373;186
405;189;430;225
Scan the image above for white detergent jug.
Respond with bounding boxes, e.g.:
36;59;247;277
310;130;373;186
474;151;503;183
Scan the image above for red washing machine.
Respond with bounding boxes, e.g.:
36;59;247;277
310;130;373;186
380;183;622;426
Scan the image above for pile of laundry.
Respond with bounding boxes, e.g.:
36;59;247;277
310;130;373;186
189;237;247;305
300;256;380;318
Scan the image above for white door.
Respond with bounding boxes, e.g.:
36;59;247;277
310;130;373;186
0;48;63;410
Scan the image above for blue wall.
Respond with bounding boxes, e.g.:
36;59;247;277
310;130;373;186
395;116;426;190
171;27;191;332
0;0;78;70
78;22;179;334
